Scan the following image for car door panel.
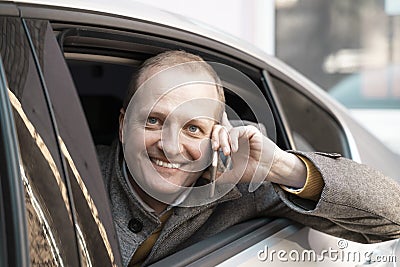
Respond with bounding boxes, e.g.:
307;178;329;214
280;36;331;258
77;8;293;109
0;52;29;267
0;16;80;266
23;18;123;267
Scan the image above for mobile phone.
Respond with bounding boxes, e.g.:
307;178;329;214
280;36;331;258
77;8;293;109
209;150;232;198
209;150;218;198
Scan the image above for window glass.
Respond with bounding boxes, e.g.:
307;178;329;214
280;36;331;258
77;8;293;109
270;75;349;156
276;0;400;106
276;0;400;155
0;17;79;266
24;19;122;267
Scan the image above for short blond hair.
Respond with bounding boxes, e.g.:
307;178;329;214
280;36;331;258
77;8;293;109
122;50;225;110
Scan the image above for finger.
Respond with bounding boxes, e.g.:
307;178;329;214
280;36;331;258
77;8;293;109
229;127;241;153
218;126;231;156
225;155;232;170
229;125;260;153
221;112;233;131
211;124;223;150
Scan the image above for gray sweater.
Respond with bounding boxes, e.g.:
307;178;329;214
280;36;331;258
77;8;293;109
97;142;400;266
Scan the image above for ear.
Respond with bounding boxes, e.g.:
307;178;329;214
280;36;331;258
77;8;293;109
119;108;125;143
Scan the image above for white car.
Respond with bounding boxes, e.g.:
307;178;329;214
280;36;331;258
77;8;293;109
0;1;399;266
330;65;400;155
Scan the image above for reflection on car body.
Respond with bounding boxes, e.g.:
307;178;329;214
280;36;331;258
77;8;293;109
10;88;69;266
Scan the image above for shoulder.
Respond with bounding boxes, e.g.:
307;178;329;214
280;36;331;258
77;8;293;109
95;140;120;184
96;144;113;165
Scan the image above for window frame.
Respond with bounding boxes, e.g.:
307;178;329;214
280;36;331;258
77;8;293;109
50;18;299;264
263;69;352;158
53;22;293;150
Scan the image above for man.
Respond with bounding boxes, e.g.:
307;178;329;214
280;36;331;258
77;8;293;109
98;50;400;266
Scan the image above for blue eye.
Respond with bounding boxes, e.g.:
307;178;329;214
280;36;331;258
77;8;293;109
147;117;158;124
188;125;199;133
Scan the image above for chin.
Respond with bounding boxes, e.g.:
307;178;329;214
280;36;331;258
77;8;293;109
155;184;186;196
138;179;187;203
144;175;198;203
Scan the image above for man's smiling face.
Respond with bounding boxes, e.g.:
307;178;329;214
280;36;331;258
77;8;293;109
121;65;222;202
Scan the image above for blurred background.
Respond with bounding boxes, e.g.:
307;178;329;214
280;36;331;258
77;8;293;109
136;0;400;155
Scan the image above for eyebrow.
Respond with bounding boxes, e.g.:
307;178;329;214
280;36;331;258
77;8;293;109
186;118;217;127
137;107;167;120
146;111;167;120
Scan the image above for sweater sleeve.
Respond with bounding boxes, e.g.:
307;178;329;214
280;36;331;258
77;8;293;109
280;155;324;201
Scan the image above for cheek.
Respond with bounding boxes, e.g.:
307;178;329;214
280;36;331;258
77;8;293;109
184;137;211;161
143;130;160;148
127;129;160;152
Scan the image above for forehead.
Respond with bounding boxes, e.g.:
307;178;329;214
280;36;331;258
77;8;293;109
129;66;221;120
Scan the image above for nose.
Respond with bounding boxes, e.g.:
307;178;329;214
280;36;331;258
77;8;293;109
157;125;182;158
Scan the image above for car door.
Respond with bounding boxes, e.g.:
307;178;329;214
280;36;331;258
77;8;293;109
21;18;123;267
22;19;120;266
0;15;81;266
0;49;30;267
0;10;123;266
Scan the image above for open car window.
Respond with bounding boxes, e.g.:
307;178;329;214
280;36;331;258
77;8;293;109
54;26;284;148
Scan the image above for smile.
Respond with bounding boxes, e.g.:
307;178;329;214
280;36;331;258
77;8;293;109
151;158;182;169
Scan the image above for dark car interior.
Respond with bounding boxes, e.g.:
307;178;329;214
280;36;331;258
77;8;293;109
67;58;134;145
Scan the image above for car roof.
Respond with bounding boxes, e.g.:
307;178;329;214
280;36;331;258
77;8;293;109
5;0;332;101
5;0;276;63
4;0;332;95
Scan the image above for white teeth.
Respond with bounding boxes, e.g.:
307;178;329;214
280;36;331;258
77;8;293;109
153;159;181;169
